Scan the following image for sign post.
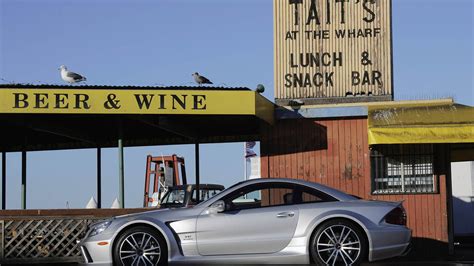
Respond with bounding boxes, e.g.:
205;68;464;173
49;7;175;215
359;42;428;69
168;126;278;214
118;137;124;209
2;152;6;210
21;151;26;210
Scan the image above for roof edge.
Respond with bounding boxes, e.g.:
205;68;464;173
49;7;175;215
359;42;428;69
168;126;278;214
0;84;251;91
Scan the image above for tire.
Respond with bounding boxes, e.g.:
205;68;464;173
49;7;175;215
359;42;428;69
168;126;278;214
113;226;167;266
310;219;368;266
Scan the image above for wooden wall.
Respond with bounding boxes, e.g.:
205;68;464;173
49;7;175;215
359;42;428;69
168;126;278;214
260;117;450;257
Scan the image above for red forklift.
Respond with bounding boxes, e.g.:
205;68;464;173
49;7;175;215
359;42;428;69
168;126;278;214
143;155;224;208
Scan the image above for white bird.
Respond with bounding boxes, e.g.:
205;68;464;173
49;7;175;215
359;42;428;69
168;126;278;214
59;65;87;84
192;72;213;86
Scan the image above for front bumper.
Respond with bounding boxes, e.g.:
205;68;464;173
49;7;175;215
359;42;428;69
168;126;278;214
80;238;113;265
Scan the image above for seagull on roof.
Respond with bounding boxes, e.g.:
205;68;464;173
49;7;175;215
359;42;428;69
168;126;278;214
192;72;213;86
59;65;87;84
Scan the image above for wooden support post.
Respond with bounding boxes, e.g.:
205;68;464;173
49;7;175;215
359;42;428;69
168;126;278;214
2;151;6;210
21;151;26;210
97;148;102;209
195;143;200;203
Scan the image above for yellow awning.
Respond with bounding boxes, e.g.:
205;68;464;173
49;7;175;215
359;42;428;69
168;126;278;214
368;101;474;145
0;88;274;124
0;85;275;152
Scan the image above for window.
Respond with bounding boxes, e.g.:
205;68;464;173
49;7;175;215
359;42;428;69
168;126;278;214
161;189;185;205
191;189;222;202
222;182;336;211
301;191;324;203
226;186;292;210
371;144;436;194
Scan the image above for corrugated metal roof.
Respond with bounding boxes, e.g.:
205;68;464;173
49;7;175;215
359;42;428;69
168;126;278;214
0;84;250;91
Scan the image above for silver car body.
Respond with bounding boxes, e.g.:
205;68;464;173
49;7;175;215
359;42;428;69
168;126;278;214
80;178;411;265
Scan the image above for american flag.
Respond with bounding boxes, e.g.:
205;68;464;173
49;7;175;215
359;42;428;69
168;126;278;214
245;141;257;158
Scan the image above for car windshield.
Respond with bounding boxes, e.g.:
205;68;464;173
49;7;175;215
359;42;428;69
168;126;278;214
160;189;186;206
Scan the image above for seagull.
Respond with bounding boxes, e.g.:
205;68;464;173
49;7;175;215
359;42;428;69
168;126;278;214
59;65;87;84
192;72;213;86
288;99;304;106
255;84;265;93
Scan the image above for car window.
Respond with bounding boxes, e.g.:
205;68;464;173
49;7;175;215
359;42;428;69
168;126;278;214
222;182;337;211
224;183;295;211
297;185;337;203
230;189;262;209
301;191;324;203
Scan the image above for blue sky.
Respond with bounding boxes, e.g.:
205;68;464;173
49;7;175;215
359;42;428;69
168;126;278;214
0;0;472;209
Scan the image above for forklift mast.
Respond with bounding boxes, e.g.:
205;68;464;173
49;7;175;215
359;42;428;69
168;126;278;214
143;154;187;207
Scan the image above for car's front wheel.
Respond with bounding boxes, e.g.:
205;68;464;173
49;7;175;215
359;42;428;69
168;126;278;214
310;219;367;266
113;226;167;266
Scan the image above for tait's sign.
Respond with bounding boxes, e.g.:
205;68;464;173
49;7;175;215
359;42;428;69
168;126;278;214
0;89;257;115
274;0;392;101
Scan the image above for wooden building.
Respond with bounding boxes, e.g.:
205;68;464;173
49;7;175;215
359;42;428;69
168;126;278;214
269;0;474;258
260;100;474;258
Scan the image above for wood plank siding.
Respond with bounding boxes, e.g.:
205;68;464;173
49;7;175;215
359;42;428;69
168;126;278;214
260;118;451;257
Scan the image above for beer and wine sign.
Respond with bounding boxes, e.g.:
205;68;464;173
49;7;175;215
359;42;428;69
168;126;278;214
274;0;392;103
0;89;261;115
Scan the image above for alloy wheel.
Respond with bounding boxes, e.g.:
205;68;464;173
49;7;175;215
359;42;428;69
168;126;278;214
315;224;361;266
119;232;161;266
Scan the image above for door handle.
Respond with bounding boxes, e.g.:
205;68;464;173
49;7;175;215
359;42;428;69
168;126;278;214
276;212;295;218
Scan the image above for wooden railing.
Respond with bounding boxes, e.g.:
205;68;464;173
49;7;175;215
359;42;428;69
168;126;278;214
0;208;152;264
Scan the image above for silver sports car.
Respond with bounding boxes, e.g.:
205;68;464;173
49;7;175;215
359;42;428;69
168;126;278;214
80;178;411;265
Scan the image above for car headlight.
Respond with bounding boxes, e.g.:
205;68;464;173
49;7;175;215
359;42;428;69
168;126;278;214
88;220;112;237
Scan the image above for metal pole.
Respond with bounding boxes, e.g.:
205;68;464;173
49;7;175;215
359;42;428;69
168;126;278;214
244;142;247;181
97;148;102;209
195;143;200;203
21;151;26;209
2;151;6;210
118;138;125;208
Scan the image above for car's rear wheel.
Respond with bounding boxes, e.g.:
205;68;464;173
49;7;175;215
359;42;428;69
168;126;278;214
310;219;367;266
113;226;167;266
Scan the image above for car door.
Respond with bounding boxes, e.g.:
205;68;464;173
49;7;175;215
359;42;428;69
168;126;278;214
196;182;299;255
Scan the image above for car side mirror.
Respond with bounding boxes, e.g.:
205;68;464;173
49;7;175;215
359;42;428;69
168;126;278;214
209;200;225;214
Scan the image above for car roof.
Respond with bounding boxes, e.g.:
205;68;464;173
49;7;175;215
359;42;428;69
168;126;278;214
232;178;356;201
